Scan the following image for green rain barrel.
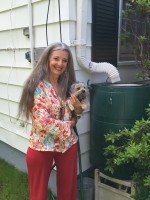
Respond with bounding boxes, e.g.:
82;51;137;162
90;83;150;180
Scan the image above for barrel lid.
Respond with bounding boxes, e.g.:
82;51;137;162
110;83;142;86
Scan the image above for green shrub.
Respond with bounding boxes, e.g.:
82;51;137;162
104;104;150;199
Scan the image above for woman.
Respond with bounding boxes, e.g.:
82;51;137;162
18;42;83;200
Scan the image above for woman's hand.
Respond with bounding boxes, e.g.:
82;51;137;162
70;116;77;128
70;95;83;114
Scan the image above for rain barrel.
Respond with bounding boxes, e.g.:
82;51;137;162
90;82;150;180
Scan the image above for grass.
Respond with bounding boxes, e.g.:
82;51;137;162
0;158;55;200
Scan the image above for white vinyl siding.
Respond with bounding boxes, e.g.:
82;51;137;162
0;0;93;172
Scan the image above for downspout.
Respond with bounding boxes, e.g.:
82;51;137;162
76;0;120;83
28;0;34;67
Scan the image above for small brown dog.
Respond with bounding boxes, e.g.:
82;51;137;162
67;82;89;111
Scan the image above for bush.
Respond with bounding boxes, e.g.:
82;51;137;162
104;104;150;199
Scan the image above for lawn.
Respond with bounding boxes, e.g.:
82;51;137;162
0;158;55;200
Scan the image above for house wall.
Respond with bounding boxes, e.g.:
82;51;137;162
0;0;31;152
0;0;106;177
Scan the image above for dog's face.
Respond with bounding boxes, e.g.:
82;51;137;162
69;82;88;102
68;82;90;111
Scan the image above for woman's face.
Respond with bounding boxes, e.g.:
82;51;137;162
49;50;69;79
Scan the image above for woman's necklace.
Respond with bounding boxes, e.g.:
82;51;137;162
50;80;59;94
53;84;59;95
51;83;66;120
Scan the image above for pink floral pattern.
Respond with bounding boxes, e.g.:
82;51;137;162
29;81;78;153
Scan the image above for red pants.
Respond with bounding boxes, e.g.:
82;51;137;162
26;143;78;200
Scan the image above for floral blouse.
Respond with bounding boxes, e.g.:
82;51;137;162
29;80;78;153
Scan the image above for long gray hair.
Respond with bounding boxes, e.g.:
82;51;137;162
18;42;76;120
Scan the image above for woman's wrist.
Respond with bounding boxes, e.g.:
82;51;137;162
74;110;82;118
74;110;82;114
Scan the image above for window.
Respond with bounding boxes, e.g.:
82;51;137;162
118;0;149;63
92;0;148;66
118;0;136;62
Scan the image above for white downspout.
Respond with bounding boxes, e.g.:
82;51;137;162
75;0;120;83
28;0;34;67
